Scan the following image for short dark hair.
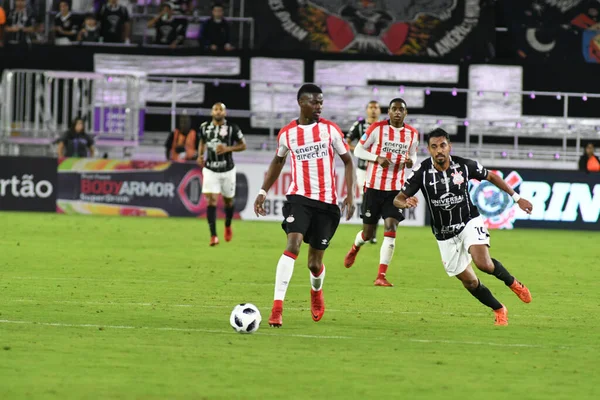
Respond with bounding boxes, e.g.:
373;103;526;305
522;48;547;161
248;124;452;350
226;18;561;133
426;128;450;145
388;98;407;108
297;84;323;101
84;13;95;20
366;100;379;108
212;2;224;9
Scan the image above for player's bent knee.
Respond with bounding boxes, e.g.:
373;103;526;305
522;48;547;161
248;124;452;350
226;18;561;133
475;260;494;273
462;279;479;290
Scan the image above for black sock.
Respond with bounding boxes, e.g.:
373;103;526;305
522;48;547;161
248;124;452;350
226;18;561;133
468;280;503;310
225;206;234;228
207;206;217;237
491;258;515;286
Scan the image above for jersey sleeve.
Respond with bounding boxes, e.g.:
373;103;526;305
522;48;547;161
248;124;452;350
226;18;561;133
401;162;424;197
232;124;245;143
346;122;360;142
465;158;489;181
359;123;378;148
330;123;349;155
276;129;289;157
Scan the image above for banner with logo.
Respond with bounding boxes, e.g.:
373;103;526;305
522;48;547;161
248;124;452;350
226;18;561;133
507;0;600;63
0;156;57;212
56;158;248;218
253;0;494;59
470;168;600;230
237;164;427;226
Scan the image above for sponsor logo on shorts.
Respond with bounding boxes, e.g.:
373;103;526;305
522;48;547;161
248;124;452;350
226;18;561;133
321;239;328;245
286;215;295;223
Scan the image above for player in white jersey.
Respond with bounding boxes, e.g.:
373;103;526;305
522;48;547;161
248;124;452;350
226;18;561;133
254;84;356;328
344;98;419;286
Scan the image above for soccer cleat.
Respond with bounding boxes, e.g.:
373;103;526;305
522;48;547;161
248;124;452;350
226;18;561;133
494;305;508;326
370;237;377;244
344;245;360;268
209;236;219;246
224;226;233;242
509;279;532;303
374;275;393;287
310;289;325;322
269;301;283;327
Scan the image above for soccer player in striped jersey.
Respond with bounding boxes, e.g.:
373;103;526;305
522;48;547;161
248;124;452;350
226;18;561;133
254;84;356;328
343;98;419;287
346;101;381;244
394;128;532;325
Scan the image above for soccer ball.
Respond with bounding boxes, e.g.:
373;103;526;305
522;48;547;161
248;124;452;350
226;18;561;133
229;303;262;334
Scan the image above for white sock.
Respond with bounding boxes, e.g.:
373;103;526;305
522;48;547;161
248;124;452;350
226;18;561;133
310;265;326;291
380;235;396;266
354;230;367;248
274;252;296;301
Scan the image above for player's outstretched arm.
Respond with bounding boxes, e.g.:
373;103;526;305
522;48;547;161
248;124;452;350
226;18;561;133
254;155;286;217
487;171;533;214
339;152;356;220
354;142;391;167
393;192;418;209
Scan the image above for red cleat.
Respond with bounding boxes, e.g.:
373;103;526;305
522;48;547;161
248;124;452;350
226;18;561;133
209;236;219;246
344;245;360;268
374;275;394;287
269;300;283;327
224;226;233;242
494;304;508;326
310;289;325;322
509;279;532;303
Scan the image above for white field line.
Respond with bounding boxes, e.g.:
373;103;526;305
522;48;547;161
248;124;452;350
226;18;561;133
0;319;564;348
8;299;561;319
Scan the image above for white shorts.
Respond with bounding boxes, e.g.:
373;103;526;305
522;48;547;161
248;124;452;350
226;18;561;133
356;168;367;191
202;167;236;198
437;216;491;277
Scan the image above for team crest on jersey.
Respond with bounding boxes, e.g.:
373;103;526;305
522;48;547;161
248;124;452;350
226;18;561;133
452;171;465;186
319;129;329;141
219;126;228;137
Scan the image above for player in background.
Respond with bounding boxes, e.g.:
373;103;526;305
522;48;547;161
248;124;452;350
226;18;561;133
254;84;355;328
344;98;418;287
394;128;533;325
346;100;381;244
198;102;246;246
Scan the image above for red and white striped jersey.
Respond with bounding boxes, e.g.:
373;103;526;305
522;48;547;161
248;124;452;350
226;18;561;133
276;118;349;205
359;120;419;191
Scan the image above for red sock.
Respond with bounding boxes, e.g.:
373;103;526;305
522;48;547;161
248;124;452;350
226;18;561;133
272;299;283;310
378;264;388;276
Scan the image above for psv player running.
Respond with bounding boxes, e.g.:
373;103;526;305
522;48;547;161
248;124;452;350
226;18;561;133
344;98;419;287
254;84;355;328
394;128;532;325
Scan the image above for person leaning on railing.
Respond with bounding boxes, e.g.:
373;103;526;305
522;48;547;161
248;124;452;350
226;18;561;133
578;142;600;173
147;2;187;48
4;0;37;46
56;117;96;159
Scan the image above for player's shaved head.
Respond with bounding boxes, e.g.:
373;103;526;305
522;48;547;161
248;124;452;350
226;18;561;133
212;102;226;110
297;84;323;101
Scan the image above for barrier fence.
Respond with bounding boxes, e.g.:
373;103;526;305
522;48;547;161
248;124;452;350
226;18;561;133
1;156;598;231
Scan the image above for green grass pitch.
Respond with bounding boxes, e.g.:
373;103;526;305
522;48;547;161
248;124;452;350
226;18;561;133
0;212;598;399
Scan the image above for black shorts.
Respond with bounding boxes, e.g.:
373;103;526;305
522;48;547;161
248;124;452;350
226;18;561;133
281;196;341;250
360;188;405;224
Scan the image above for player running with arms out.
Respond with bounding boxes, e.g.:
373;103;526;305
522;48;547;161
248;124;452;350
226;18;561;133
344;98;419;287
346;100;381;244
254;84;356;328
393;128;533;326
198;102;246;246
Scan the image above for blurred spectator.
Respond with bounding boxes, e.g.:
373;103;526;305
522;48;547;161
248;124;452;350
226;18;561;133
77;13;100;42
97;0;130;43
578;143;600;173
147;2;187;48
199;2;233;51
54;1;78;45
164;0;191;15
52;0;94;12
57;118;96;158
164;115;199;161
0;4;5;47
4;0;36;46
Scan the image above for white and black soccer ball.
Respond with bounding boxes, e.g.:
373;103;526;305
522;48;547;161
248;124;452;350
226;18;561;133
229;303;262;334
